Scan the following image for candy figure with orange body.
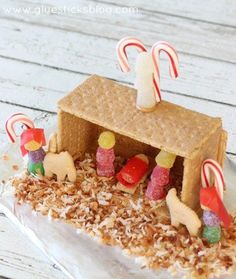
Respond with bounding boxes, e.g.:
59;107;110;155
5;113;46;176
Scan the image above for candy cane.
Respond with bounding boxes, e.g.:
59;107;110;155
116;36;147;72
151;41;179;102
5;113;35;143
201;159;225;200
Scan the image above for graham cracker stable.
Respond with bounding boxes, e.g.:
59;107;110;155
57;75;227;211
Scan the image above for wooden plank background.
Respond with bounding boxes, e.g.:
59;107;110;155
0;0;235;278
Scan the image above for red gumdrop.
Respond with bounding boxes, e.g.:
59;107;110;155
151;165;170;186
145;181;166;200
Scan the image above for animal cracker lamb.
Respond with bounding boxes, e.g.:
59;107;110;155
43;151;77;182
166;188;202;236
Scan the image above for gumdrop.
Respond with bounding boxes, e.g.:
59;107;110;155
146;181;166;201
151;165;170;186
202;226;221;244
203;210;220;227
155;150;176;169
98;131;115;149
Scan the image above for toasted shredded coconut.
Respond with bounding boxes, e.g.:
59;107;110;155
11;154;236;279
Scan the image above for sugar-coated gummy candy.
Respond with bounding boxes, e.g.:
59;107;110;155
145;181;166;200
98;131;115;149
202;226;221;244
203;210;220;227
96;147;115;177
151;165;170;186
155;150;176;169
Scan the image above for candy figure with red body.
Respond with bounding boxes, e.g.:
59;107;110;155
200;159;231;243
146;150;176;200
96;131;116;177
5;113;46;176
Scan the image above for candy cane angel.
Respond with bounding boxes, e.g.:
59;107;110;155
116;37;179;112
200;159;232;243
5;113;46;176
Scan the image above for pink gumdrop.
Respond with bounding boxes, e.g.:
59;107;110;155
96;147;115;165
97;164;115;177
96;147;115;177
145;181;166;200
151;165;170;186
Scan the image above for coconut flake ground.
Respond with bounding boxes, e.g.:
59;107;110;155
11;154;236;279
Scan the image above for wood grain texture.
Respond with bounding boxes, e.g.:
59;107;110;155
99;0;236;27
0;0;235;63
0;216;67;279
0;102;56;145
0;18;235;107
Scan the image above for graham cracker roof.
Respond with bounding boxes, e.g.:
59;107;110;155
58;75;222;158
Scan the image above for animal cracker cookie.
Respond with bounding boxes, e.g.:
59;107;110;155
47;132;58;153
166;188;202;236
43;151;76;182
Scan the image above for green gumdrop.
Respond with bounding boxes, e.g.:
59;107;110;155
202;226;221;244
28;162;45;176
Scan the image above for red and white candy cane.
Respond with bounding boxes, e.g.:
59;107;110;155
151;41;179;102
201;159;225;200
116;36;147;72
5;113;35;143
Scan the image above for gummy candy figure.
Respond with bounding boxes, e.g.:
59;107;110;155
20;128;46;176
200;187;231;243
202;225;221;244
202;210;221;243
96;131;115;177
146;150;176;201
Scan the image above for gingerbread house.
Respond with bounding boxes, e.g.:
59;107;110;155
57;75;227;211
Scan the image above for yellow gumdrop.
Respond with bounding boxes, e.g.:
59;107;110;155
155;150;176;169
98;131;116;149
24;140;42;151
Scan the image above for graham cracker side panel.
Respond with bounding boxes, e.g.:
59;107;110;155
57;110;95;159
217;130;228;167
181;127;224;211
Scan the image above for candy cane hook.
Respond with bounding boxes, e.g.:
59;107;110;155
5;113;35;143
116;36;147;72
201;159;225;200
151;41;179;102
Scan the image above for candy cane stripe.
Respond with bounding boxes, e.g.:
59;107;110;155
116;37;147;72
152;75;162;102
116;37;179;105
5;113;35;143
159;41;179;77
153;41;179;78
151;41;179;102
201;159;224;200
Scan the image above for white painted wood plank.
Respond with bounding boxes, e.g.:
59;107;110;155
0;20;235;106
99;0;236;27
0;215;66;279
0;68;235;156
0;102;56;142
228;154;236;164
0;0;236;63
